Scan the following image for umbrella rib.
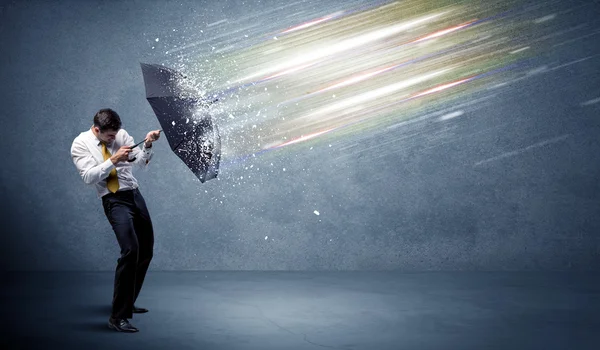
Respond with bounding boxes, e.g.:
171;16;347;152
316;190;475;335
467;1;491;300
172;138;186;152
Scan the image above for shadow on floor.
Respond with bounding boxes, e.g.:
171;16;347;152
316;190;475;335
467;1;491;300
74;304;112;316
69;321;113;333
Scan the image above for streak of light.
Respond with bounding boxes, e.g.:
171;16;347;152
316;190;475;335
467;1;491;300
236;12;445;83
303;69;452;121
267;127;338;149
409;77;473;99
409;21;476;44
474;134;571;166
280;12;343;34
313;65;399;94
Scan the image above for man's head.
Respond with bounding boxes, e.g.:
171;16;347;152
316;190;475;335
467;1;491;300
92;108;122;144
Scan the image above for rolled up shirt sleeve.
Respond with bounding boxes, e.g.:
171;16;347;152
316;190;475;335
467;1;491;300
71;138;115;185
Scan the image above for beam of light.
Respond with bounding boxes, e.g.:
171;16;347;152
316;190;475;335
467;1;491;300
358;62;525;122
408;77;473;99
302;68;451;121
277;37;494;107
409;21;476;44
260;63;318;82
285;21;477;98
302;75;480;141
173;0;546;162
312;21;477;93
236;12;445;83
266;127;338;149
316;70;498;139
280;12;343;34
314;65;399;94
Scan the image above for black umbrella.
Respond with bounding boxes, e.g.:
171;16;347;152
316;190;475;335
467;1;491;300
140;63;221;183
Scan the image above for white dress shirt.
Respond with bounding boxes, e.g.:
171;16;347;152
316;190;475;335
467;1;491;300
71;127;154;198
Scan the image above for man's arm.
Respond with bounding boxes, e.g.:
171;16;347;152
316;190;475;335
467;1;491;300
70;138;115;185
122;130;155;168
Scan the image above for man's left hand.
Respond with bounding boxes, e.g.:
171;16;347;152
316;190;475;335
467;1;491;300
145;130;161;147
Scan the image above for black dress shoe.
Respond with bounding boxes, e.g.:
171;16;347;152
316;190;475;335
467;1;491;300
133;305;149;313
108;317;139;332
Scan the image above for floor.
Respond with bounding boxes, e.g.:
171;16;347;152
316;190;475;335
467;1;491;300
1;271;598;350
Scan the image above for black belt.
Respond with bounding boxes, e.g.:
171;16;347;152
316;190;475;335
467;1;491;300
102;188;138;199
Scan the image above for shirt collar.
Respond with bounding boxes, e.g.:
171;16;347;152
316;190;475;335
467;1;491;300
89;126;108;147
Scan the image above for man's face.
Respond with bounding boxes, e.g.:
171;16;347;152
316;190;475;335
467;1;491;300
95;127;119;144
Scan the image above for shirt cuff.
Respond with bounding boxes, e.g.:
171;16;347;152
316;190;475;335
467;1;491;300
100;158;116;173
142;144;154;154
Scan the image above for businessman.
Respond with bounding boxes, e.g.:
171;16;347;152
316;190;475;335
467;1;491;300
71;108;161;332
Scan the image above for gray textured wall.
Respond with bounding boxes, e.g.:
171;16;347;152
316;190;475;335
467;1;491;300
1;0;598;271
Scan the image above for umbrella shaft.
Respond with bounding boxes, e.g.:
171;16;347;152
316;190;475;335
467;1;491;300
130;129;163;149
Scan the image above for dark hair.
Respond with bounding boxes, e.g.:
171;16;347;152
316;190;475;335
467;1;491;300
93;108;122;132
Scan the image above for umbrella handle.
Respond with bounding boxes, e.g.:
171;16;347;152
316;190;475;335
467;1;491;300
129;129;163;150
127;129;163;162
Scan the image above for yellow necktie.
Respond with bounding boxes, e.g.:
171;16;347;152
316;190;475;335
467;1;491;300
101;143;119;193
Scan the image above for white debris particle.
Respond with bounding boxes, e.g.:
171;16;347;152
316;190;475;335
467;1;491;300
265;236;268;240
186;118;189;123
510;46;530;54
283;168;286;171
314;210;320;216
534;14;556;23
528;65;548;75
273;36;278;40
172;121;176;126
155;38;159;42
439;110;464;121
581;97;600;106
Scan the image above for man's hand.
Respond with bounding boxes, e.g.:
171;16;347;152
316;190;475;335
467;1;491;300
111;146;133;164
144;130;161;148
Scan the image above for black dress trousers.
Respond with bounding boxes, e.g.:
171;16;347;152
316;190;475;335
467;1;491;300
102;188;154;319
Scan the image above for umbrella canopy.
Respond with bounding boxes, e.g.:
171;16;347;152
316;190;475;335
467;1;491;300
141;63;221;183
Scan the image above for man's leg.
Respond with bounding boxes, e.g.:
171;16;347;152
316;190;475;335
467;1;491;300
132;188;154;303
102;193;139;320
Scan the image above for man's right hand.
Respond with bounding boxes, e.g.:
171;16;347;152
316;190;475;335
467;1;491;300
110;146;132;164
